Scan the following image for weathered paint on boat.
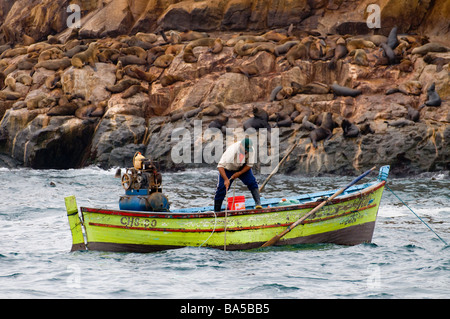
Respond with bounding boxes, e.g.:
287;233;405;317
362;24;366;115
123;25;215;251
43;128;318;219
66;166;390;253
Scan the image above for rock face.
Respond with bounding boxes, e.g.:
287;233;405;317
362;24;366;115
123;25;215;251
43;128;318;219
1;0;449;43
0;0;449;175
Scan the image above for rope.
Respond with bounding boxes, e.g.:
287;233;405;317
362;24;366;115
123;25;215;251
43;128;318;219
199;210;217;248
386;184;448;246
223;179;237;251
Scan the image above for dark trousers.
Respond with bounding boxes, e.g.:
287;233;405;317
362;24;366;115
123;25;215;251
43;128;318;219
214;168;258;201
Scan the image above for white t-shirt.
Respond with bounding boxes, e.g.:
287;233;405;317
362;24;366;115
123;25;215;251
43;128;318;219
217;141;255;171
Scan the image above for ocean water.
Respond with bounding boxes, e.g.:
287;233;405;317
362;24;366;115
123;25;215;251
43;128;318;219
0;167;449;299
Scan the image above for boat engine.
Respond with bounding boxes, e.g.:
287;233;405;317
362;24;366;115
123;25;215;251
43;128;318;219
119;152;170;212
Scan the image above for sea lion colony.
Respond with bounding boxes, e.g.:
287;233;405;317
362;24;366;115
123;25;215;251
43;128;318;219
0;27;448;148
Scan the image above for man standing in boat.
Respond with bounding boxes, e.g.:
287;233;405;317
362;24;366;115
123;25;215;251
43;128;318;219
214;137;262;212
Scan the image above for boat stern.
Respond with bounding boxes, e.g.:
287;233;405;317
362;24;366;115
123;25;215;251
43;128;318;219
65;196;87;252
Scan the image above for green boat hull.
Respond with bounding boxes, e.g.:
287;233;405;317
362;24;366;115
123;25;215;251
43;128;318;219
66;178;386;253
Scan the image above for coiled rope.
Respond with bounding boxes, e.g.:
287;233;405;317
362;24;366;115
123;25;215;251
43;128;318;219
386;184;448;246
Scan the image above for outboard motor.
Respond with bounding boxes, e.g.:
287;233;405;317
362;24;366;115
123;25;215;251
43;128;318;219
119;152;170;212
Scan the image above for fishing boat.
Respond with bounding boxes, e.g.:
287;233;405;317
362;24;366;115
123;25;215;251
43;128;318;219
65;159;390;253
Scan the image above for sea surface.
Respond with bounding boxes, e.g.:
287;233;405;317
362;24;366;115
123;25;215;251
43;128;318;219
0;167;449;299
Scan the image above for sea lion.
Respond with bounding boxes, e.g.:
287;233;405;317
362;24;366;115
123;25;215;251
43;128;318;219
262;30;287;42
208;115;228;131
71;43;98;69
165;44;184;56
182;38;216;62
351;49;369;66
384;119;415;127
170;106;194;122
64;44;88;58
274;40;299;56
0;47;27;59
394;40;409;57
91;101;107;117
168;31;182;44
310;127;332;148
292;81;330;94
286;40;311;65
0;91;22;100
368;35;388;46
16;74;32;86
412;43;449;55
17;58;37;70
26;94;56;109
106;78;140;93
226;35;267;47
309;39;326;60
346;39;375;53
35;57;71;70
160;74;185;87
132;67;160;83
243;106;271;131
321;112;336;131
118;55;147;66
182;46;198;63
330;83;362;97
380;43;396;65
184;107;204;119
208;38;223;54
406;104;424;122
5;76;15;91
180;31;209;41
0;44;11;55
270;86;293;101
226;65;259;78
97;48;120;63
75;104;103;120
399;81;422;96
47;102;78;116
387;26;399;49
423;83;442;107
274;112;292;127
359;122;374;135
122;84;147;99
45;71;62;89
233;40;253;57
135;32;158;43
328;37;347;70
301;116;316;131
120;46;147;60
250;42;276;56
199;102;224;117
38;47;64;62
397;58;414;72
341;119;359;138
25;42;55;53
1;63;17;76
423;54;450;73
153;54;174;68
147;46;166;64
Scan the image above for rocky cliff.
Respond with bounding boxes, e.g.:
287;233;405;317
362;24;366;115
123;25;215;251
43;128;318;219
0;0;449;176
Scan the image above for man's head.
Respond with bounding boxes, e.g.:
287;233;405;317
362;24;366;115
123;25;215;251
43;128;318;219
241;137;252;153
